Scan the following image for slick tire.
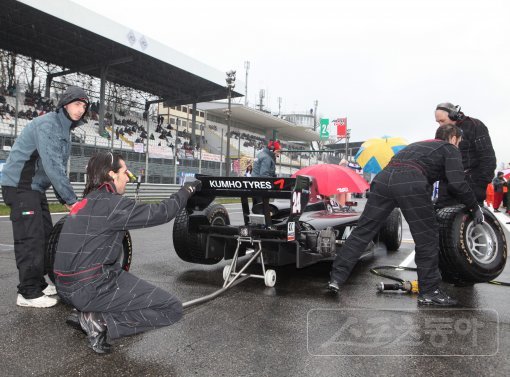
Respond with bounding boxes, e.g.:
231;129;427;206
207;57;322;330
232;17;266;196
173;204;229;264
437;206;507;284
378;208;402;251
46;216;133;283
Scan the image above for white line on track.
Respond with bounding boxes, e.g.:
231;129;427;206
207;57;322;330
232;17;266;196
399;250;416;268
0;212;68;219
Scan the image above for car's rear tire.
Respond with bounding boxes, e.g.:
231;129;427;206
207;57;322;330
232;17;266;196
46;216;133;283
378;208;402;251
437;206;506;283
173;204;229;264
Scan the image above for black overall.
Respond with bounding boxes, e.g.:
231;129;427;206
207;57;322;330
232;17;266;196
331;140;478;294
54;184;190;340
436;116;496;206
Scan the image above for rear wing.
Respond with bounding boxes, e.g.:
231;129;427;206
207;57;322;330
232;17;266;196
187;175;312;227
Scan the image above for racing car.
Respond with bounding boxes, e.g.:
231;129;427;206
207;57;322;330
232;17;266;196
46;175;507;288
172;175;507;287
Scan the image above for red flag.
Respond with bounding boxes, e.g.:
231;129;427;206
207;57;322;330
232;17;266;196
336;118;347;137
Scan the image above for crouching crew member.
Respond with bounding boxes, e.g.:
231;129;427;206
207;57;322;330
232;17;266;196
53;151;201;354
328;125;483;306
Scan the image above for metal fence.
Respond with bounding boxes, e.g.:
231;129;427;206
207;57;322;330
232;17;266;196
0;182;181;204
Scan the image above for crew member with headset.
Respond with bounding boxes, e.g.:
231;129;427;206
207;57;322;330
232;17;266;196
434;102;496;206
328;125;483;306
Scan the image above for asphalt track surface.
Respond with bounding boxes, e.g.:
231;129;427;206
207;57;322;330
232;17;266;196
0;201;509;376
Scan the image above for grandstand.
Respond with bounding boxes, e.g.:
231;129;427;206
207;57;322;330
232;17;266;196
0;0;324;184
0;87;324;182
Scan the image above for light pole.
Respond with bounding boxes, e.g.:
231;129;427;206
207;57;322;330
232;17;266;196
225;70;236;177
244;61;250;106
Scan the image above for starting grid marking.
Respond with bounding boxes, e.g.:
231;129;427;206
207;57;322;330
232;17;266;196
399;250;416;268
0;243;14;252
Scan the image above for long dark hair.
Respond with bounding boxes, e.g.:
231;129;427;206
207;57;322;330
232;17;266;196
83;151;124;196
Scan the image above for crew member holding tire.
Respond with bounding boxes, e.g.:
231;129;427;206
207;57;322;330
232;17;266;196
53;151;201;354
328;125;483;306
434;103;496;206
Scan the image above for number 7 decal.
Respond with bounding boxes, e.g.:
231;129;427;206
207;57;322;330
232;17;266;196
274;179;285;189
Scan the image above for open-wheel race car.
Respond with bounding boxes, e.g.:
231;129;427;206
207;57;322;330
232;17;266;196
45;175;507;289
172;175;401;287
172;175;507;288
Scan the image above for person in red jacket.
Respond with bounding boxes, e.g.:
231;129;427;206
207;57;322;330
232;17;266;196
492;171;506;212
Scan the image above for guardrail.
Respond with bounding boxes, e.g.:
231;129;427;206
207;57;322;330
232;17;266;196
0;182;181;204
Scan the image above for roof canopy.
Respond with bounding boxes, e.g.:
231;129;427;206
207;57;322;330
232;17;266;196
1;0;243;105
199;102;321;142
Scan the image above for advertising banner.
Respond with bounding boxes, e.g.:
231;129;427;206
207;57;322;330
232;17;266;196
320;118;330;140
149;145;174;159
335;118;347;138
133;143;144;153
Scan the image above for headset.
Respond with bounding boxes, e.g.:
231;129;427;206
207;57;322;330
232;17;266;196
108;151;114;166
436;104;463;121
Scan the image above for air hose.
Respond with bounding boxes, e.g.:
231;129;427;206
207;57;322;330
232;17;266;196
487;280;510;286
370;265;419;293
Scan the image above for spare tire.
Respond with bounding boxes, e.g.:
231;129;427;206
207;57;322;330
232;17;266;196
378;208;402;251
173;204;230;264
46;216;133;283
437;206;507;283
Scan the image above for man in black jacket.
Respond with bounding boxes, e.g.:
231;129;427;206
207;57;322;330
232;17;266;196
328;125;482;306
53;151;201;354
435;102;496;205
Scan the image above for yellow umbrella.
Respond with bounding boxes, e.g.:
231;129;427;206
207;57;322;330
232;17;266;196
355;137;408;173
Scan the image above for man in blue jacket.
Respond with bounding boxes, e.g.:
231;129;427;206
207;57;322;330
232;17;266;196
1;86;89;308
252;140;280;209
253;140;280;177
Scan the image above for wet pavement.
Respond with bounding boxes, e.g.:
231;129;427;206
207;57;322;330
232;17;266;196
0;202;509;376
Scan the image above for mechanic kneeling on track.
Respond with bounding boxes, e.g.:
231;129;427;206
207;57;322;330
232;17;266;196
328;124;483;306
53;151;202;354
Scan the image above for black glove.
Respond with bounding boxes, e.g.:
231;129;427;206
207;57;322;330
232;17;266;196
470;206;484;225
183;180;202;195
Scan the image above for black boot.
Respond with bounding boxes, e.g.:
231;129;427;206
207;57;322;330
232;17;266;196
66;308;85;333
327;280;340;293
79;312;112;354
417;288;458;306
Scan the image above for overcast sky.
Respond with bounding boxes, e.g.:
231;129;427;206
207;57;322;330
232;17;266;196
76;0;510;165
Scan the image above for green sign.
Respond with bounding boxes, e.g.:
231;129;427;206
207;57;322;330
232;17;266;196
319;118;329;140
